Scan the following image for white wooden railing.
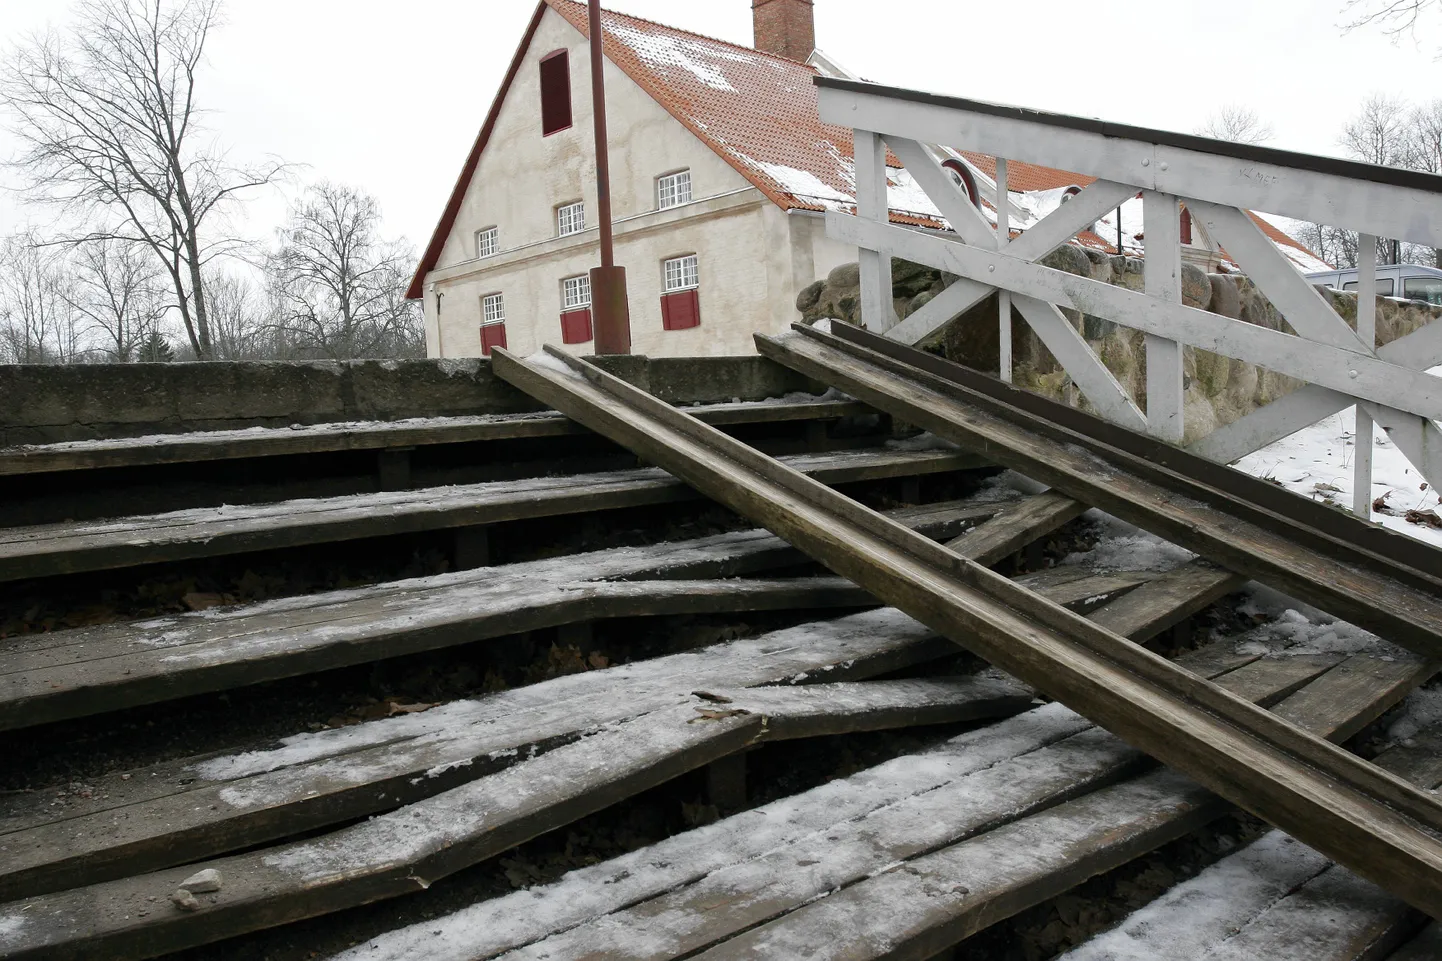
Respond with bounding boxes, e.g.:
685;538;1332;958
816;77;1442;516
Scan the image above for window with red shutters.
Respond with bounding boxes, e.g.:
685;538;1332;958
540;51;572;136
1180;207;1193;245
660;254;701;331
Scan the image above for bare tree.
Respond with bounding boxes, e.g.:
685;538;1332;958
205;268;270;360
65;240;166;361
1337;93;1413;263
265;183;424;361
1344;0;1439;43
0;236;83;364
1195;105;1275;145
1;0;287;360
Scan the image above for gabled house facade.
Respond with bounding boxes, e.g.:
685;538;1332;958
409;0;1326;359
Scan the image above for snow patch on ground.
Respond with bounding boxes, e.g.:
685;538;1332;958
1231;401;1442;551
1387;686;1442;742
1062;512;1195;573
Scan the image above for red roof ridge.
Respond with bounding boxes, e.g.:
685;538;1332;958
545;0;819;69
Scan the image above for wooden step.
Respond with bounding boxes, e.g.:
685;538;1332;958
0;499;1005;731
0;399;872;476
689;655;1433;961
0;446;986;583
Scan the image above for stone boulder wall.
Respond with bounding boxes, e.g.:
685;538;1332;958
797;251;1440;445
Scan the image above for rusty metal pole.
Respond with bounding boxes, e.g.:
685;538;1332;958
587;0;631;354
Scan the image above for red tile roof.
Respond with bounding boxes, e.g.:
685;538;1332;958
407;0;1325;297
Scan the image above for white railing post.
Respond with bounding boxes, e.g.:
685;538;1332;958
1354;234;1377;518
996;158;1012;383
1143;191;1185;442
854;129;895;333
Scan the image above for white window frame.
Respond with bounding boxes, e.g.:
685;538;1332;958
561;274;591;310
475;226;498;259
657;170;692;210
556;201;585;237
482;292;506;326
663;254;699;292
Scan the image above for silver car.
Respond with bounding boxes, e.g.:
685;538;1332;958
1305;263;1442;306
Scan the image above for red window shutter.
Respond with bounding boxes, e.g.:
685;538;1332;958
479;323;507;355
560;308;593;344
540;51;572;136
1180;207;1193;245
661;290;700;331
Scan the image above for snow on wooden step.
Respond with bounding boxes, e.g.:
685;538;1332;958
0;705;763;961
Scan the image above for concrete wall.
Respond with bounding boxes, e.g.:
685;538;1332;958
0;356;822;444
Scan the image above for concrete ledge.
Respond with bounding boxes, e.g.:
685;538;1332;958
0;356;822;445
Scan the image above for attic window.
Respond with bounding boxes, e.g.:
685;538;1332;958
657;170;692;210
540;50;572;136
940;159;980;208
557;201;585;237
476;226;498;259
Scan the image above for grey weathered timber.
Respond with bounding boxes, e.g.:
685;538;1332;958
1087;560;1245;641
692;656;1435;961
0;500;998;731
491;344;1442;919
0;399;871;477
0;446;984;583
758;325;1442;658
0;706;764;961
944;489;1087;564
401;656;1355;961
0;639;1289;961
0;552;1127;902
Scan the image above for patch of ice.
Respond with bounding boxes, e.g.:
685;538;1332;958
0;915;25;941
526;349;586;381
1062;512;1194;573
1387;686;1442;742
1231;585;1403;659
812;318;833;334
884;431;959;452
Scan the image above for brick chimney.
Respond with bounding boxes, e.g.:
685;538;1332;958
752;0;815;61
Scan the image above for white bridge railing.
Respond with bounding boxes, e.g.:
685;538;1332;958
816;77;1442;517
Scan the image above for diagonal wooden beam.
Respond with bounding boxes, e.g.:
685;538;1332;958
885;137;996;247
1190;200;1370;352
1012;295;1148;431
1008;179;1137;263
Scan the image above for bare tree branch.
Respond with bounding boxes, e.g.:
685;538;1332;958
0;0;290;359
1195;105;1275;145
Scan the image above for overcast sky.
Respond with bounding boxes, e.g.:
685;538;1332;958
1;0;1439;252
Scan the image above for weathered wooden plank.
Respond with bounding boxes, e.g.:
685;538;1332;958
0;499;1002;731
944;489;1088;564
1087;559;1244;640
730;676;1036;740
0;446;987;583
688;655;1435;961
0;551;1132;902
0;400;874;477
1272;653;1437;744
759;327;1442;659
0;706;764;961
495;345;1442;919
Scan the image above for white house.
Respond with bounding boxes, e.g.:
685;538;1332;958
408;0;1327;359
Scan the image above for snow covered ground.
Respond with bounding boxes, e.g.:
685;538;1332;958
1231;401;1442;551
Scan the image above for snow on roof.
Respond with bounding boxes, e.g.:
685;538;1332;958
408;0;1328;297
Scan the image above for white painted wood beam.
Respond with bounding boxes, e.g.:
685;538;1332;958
1009;180;1138;263
1012;295;1146;430
1190;201;1369;353
818;86;1442;248
885;276;994;346
826;212;1442;423
855;129;897;333
1186;317;1442;463
884;137;996;248
997;158;1012;383
1355;235;1378;516
1363;404;1442;497
1144;191;1185;443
